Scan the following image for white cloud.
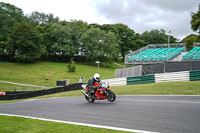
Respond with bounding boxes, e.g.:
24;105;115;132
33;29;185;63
1;0;199;40
1;0;110;24
94;0;199;40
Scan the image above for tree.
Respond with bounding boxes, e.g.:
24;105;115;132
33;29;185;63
80;27;104;61
66;20;88;55
181;34;200;50
98;31;119;61
80;27;119;61
27;11;61;58
0;2;25;55
7;22;42;62
0;41;5;55
101;23;145;59
191;4;200;35
28;11;59;25
140;29;177;45
46;23;74;56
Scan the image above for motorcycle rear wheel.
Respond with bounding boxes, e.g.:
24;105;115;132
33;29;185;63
85;92;95;103
106;90;116;102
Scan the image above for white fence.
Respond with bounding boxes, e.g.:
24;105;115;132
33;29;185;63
102;77;127;86
104;71;192;86
155;71;190;83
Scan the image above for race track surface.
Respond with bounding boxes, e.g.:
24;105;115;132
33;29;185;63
0;95;200;133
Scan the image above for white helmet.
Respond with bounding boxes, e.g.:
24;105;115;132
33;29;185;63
94;73;100;81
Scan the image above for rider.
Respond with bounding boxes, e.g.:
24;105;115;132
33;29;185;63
87;73;101;99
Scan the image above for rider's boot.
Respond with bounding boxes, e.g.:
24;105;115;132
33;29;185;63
89;91;95;99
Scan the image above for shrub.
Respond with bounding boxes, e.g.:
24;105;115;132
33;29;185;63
67;59;76;72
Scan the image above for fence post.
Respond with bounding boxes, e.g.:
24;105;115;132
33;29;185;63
151;64;153;74
164;62;166;73
190;61;192;71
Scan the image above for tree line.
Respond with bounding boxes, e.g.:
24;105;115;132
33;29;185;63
0;2;199;63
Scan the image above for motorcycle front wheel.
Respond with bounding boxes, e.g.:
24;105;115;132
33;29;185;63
106;90;116;102
85;91;95;103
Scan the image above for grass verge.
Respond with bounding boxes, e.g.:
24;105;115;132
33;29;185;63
112;80;200;95
0;115;129;133
1;80;200;104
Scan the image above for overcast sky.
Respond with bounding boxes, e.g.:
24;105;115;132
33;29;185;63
1;0;199;40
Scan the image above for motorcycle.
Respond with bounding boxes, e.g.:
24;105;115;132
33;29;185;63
81;82;116;103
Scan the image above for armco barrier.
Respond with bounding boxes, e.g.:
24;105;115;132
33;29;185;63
102;77;127;86
127;75;155;85
0;83;82;100
190;70;200;81
104;70;200;86
155;71;190;83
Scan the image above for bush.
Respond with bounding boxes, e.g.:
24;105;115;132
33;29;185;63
67;59;76;72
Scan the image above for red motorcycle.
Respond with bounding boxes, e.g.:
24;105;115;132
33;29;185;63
81;82;116;103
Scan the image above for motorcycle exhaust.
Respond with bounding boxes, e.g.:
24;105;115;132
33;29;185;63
81;91;89;97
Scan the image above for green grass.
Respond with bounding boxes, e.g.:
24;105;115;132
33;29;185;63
1;80;200;104
0;61;200;104
112;81;200;95
1;62;199;132
36;81;200;98
0;81;199;132
0;82;43;91
0;115;129;133
0;62;117;90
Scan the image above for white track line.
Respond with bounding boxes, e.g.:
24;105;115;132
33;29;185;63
0;113;158;133
120;99;200;104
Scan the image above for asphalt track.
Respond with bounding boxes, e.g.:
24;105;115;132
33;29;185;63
0;95;200;133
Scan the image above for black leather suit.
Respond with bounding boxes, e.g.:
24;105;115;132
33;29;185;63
87;77;100;95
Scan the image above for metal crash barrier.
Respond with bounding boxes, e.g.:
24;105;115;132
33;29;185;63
0;83;82;100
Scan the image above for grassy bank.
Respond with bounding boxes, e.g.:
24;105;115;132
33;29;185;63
0;62;117;90
0;115;129;133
